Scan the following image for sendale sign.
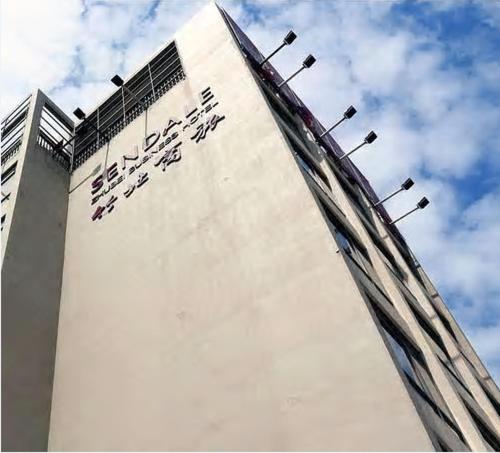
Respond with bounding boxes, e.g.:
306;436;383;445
89;87;225;222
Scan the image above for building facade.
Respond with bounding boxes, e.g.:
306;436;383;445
1;3;499;451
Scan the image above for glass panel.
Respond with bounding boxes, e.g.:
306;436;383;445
382;325;420;383
335;229;352;255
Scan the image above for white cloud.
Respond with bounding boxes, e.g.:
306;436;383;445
468;324;500;382
0;0;207;117
0;0;82;115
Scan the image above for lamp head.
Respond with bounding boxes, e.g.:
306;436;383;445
303;54;316;68
344;105;357;119
402;178;414;190
417;197;430;209
284;30;297;45
73;108;86;120
365;131;377;144
111;74;124;87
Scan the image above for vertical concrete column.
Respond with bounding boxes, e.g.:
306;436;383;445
2;90;70;451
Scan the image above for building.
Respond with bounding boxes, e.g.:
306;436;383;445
1;3;499;451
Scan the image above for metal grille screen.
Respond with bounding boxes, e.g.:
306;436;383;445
73;41;185;169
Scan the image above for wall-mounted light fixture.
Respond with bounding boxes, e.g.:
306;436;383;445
260;30;297;66
111;74;146;111
389;197;429;225
73;108;86;121
373;178;414;208
338;131;377;161
72;108;110;141
278;54;316;88
319;106;357;139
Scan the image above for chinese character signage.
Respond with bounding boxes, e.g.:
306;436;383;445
89;86;225;222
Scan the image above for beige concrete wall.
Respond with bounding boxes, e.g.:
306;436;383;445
2;91;70;451
49;4;434;451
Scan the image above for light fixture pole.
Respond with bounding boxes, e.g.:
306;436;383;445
319;106;357;139
111;75;146;111
260;30;297;66
338;131;377;161
373;178;414;208
73;108;110;141
389;197;430;225
278;54;316;88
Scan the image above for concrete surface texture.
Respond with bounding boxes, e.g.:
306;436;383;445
48;3;434;451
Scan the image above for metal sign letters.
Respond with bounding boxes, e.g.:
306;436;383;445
89;87;225;222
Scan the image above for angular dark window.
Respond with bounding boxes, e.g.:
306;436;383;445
1;162;17;184
335;229;353;255
287;136;331;190
370;303;465;442
331;164;374;224
438;357;473;398
383;325;420;383
365;226;407;282
435;308;458;342
406;299;447;353
463;400;500;451
479;381;500;417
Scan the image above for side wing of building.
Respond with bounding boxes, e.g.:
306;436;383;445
2;92;72;451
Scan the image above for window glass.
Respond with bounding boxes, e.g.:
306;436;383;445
372;304;429;392
335;229;352;254
295;153;331;192
287;136;330;189
371;303;465;442
385;329;414;375
382;325;420;383
1;162;17;184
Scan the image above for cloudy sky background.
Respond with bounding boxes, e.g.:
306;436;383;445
1;0;499;381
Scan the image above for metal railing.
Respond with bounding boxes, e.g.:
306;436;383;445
1;95;31;166
72;42;185;170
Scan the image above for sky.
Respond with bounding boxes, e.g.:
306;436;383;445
1;0;499;382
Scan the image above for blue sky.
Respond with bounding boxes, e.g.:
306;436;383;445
1;0;500;381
